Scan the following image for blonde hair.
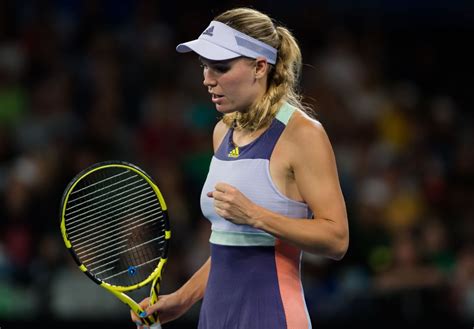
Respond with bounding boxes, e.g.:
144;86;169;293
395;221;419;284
215;7;309;131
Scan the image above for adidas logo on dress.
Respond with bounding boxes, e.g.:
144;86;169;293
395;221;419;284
228;146;239;158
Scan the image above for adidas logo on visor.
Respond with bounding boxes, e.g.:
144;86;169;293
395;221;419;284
202;26;214;37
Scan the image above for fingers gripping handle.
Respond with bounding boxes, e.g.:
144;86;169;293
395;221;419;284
110;290;161;327
139;311;161;327
140;275;162;327
137;313;161;328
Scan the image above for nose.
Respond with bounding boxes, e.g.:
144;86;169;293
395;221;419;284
203;70;217;88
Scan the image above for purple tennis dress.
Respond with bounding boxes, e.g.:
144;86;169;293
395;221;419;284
199;103;313;329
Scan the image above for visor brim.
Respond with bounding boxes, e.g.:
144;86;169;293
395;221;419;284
176;39;242;61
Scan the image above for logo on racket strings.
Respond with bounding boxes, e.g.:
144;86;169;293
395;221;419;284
128;266;138;276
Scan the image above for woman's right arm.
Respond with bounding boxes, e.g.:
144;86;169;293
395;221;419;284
131;257;211;326
173;256;211;313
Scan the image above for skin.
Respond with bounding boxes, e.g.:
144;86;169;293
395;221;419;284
201;56;267;114
131;55;349;328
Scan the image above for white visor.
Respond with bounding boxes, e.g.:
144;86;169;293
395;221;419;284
176;21;277;64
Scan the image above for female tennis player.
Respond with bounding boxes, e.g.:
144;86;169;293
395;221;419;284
132;7;349;329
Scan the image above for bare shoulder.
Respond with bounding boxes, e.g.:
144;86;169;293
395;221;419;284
285;109;329;147
284;108;337;172
212;119;229;152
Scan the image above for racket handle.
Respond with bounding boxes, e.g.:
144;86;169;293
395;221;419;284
150;322;162;328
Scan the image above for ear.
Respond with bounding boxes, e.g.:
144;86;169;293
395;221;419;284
254;57;269;79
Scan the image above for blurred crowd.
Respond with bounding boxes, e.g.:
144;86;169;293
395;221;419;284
0;1;473;327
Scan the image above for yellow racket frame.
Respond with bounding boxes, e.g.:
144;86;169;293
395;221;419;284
60;162;171;326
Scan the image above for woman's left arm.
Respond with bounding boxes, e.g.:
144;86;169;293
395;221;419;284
208;116;349;260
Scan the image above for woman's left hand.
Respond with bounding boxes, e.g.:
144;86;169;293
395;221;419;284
207;182;259;226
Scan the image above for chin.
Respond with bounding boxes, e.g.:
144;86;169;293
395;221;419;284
215;103;235;114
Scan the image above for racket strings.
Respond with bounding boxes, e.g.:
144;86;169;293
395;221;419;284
67;171;134;207
64;167;166;287
66;178;150;223
69;197;162;243
72;212;164;250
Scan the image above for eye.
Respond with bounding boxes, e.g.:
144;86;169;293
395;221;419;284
212;64;230;73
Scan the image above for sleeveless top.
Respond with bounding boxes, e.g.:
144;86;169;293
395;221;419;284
199;103;313;329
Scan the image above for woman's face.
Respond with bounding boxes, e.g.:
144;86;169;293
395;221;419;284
200;57;266;114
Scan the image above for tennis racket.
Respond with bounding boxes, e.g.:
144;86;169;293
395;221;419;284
59;161;170;328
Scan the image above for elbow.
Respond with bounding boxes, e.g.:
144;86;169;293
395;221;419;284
329;227;349;261
331;238;349;261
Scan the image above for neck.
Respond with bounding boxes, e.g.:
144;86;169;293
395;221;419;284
224;99;281;132
231;123;269;147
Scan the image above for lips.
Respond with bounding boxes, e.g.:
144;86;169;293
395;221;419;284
212;93;224;103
